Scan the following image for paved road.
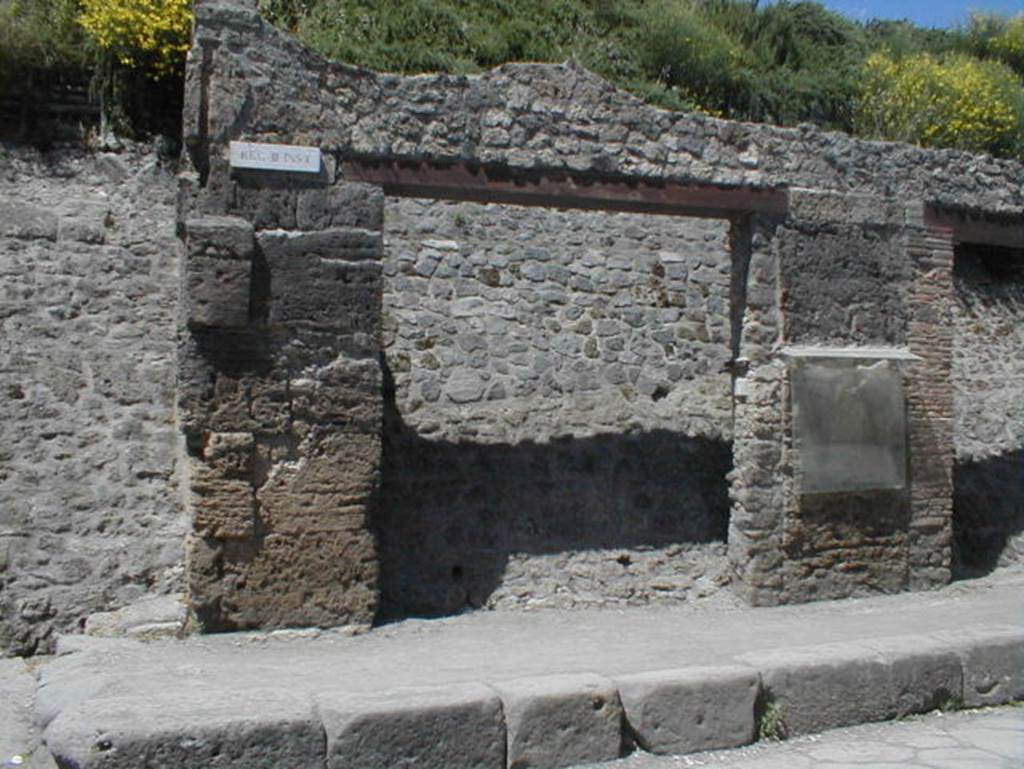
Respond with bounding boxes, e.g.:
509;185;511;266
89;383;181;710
580;706;1024;769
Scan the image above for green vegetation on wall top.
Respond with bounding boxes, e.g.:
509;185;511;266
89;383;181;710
1;0;1022;160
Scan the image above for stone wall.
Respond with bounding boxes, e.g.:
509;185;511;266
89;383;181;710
382;199;733;441
177;194;384;632
779;220;915;601
379;198;733;614
177;0;1024;624
728;199;959;604
0;147;185;655
184;4;1024;217
952;244;1024;572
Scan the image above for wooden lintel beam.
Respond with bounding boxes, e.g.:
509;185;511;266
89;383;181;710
926;207;1024;250
340;159;789;219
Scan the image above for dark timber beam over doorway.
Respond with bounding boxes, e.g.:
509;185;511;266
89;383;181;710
341;159;790;219
925;206;1024;250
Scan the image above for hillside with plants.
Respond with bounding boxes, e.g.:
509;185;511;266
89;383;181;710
1;0;1022;159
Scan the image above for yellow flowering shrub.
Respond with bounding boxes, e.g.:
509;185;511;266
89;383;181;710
857;51;1024;159
78;0;193;78
989;15;1024;73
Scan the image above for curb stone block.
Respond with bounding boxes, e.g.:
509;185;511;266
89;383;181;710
738;642;892;736
0;658;36;766
615;665;759;755
937;626;1024;707
494;673;623;769
317;682;505;769
862;635;963;716
44;690;324;769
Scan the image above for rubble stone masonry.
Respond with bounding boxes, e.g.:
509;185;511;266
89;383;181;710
3;0;1024;652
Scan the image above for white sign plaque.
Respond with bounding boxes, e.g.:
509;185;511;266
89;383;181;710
229;141;321;173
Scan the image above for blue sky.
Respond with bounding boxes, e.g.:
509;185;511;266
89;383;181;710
773;1;1024;28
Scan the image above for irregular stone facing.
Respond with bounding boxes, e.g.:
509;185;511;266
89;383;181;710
778;222;912;347
57;200;111;245
0;200;58;240
0;658;36;766
951;247;1024;570
0;147;186;656
493;673;624;769
383;198;733;444
379;197;733;615
181;0;1024;614
616;665;759;754
186;2;1024;217
318;683;505;769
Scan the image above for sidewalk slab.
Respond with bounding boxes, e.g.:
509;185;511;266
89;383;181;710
27;572;1024;769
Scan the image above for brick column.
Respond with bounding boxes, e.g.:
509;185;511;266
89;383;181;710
905;226;956;589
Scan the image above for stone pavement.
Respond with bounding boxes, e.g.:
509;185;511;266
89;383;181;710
576;706;1024;769
2;572;1023;769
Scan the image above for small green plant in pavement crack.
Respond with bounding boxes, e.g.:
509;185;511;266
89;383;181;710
756;693;789;742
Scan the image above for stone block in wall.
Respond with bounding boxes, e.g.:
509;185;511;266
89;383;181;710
191;432;258;542
184;216;255;329
271;327;378;370
185;258;252;328
57;202;111;244
289;357;382;433
297;182;384;230
258;227;382;262
232;180;302;230
188;528;379;630
202;431;256;477
260;233;382;332
177;333;289;436
185;215;255;261
191;467;255;540
258;430;380;501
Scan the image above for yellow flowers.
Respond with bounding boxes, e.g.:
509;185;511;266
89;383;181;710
857;51;1024;159
78;0;192;79
988;15;1024;71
